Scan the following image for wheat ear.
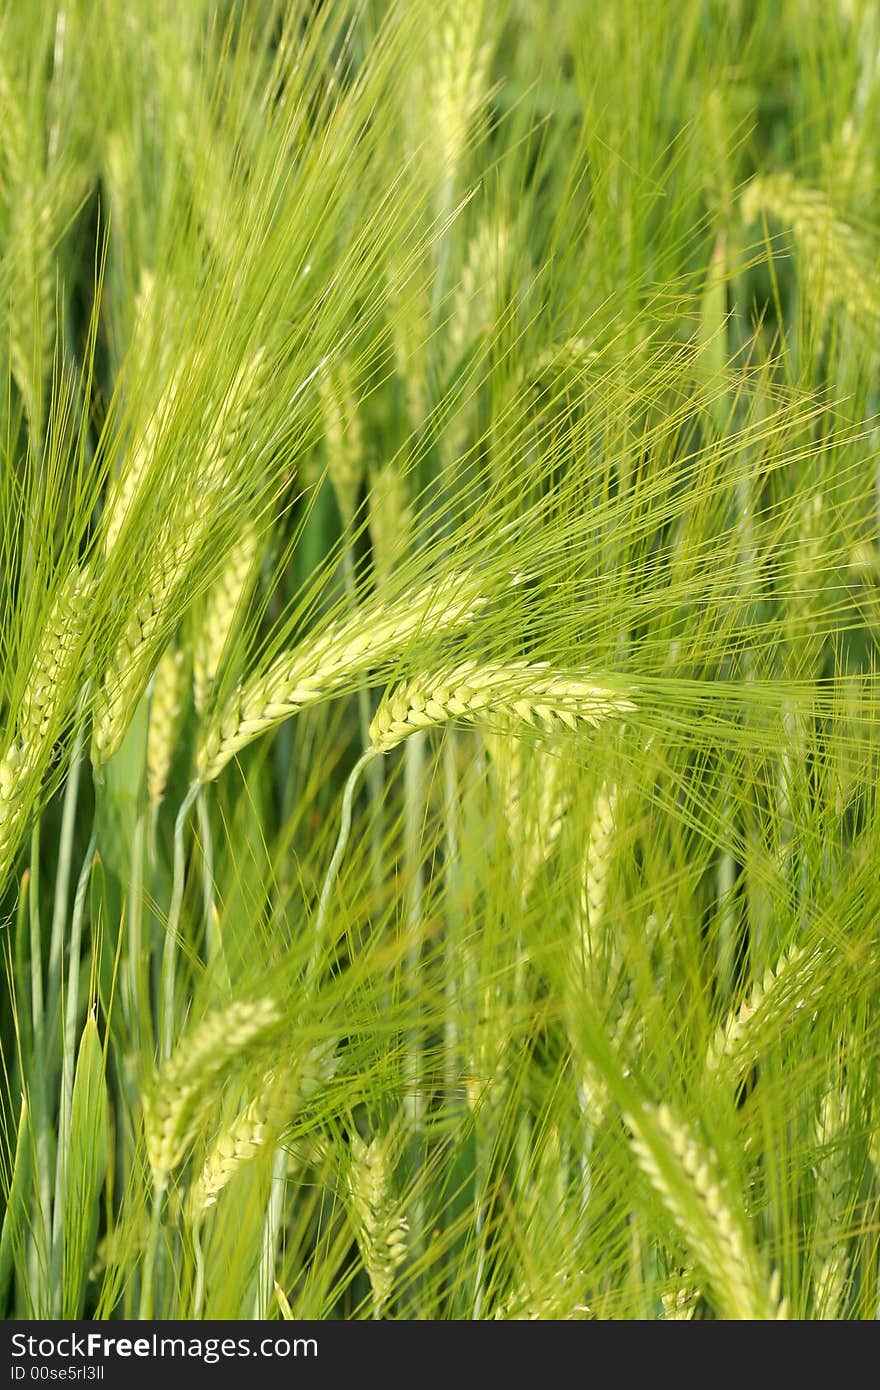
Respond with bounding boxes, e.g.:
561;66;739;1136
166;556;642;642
17;565;93;761
346;1125;409;1317
627;1102;787;1320
424;0;490;199
0;567;92;884
485;732;569;900
93;351;267;765
196;570;487;782
192;526;259;718
143;997;280;1190
705;941;826;1080
741;172;880;328
320;361;363;530
811;1079;851;1319
189;1044;338;1216
370;660;634;752
146;645;187;809
368;461;414;589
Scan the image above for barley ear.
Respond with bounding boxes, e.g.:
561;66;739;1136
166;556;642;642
370;660;634;752
143;997;280;1191
192;527;260;718
146;645;188;809
346;1122;409;1317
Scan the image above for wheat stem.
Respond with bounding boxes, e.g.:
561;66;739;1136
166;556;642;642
161;783;200;1060
402;731;426;1299
45;711;88;1031
50;830;96;1314
27;823;51;1318
196;788;214;951
310;750;378;987
340;546;384;912
253;1146;288;1319
126;805;149;1052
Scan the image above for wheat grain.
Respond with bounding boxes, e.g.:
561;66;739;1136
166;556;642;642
0;565;93;882
811;1079;851;1319
660;1270;699;1320
370;660;634;752
196;570;487;782
0;745;26;885
705;941;826;1080
17;565;92;760
143;997;280;1189
582;781;618;935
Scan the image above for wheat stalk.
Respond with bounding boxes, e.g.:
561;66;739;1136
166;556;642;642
369;661;634;752
196;570;487;782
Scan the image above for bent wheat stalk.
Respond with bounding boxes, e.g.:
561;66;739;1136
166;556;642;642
312;662;633;984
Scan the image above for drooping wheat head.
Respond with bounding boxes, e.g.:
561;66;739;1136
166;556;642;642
627;1102;787;1320
196;570;487;783
143;997;280;1191
189;1042;337;1217
370;660;634;752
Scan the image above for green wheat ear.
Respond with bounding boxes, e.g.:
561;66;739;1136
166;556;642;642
369;661;634;751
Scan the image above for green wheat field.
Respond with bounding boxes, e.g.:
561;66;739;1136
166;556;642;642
1;0;880;1321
